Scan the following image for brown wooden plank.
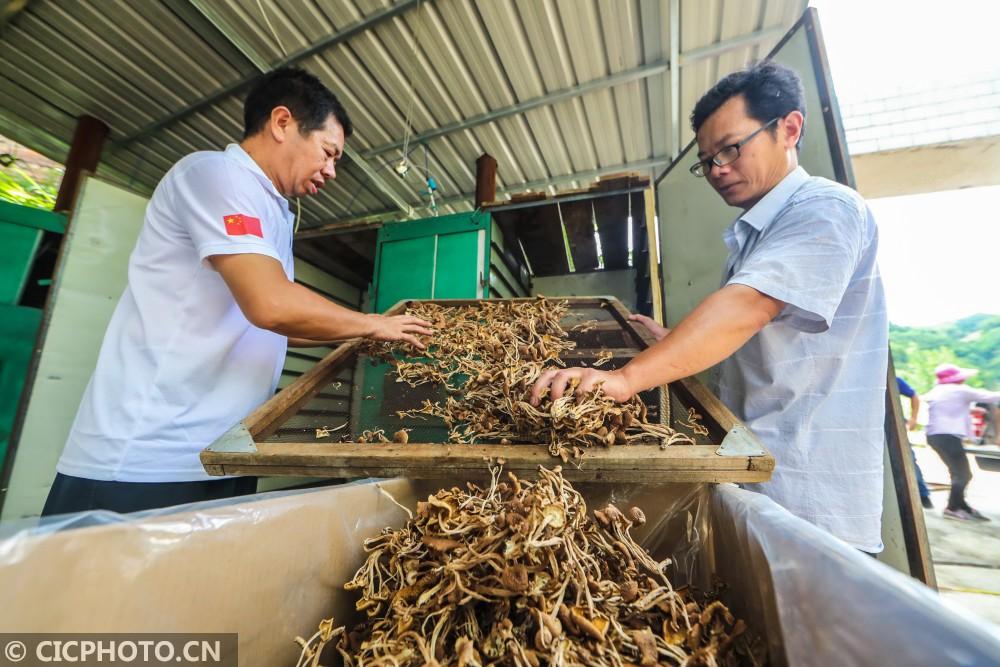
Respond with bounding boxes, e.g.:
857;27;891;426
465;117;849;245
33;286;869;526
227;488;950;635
203;464;772;484
595;173;650;190
215;441;762;467
671;379;737;445
509;192;548;204
392;296;609;308
643;187;664;323
202;442;773;483
562;347;638;360
243;303;406;441
601;298;740;442
245;344;359;441
207;297;774;484
294;218;384;240
885;355;936;587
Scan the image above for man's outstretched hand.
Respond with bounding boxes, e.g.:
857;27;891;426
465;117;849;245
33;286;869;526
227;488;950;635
627;313;671;341
529;367;633;406
367;314;434;349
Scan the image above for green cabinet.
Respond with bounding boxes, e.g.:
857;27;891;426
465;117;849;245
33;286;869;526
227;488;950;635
0;201;66;465
0;200;65;304
371;211;490;313
360;212;491;440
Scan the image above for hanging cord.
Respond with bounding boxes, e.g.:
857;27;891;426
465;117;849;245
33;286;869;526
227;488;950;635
255;0;303;233
256;0;288;56
398;0;426;164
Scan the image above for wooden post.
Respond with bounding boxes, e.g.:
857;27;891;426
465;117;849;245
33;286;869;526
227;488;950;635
54;115;109;213
884;355;936;586
642;187;664;324
474;153;497;208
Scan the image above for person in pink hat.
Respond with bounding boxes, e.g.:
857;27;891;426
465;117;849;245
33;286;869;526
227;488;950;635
924;363;1000;521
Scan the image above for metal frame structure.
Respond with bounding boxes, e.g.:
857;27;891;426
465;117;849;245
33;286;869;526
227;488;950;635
1;0;807;232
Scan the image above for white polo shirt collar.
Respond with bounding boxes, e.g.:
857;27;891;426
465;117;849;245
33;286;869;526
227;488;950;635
224;143;290;208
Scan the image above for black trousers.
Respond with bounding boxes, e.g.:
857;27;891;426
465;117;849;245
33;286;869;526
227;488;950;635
926;434;972;511
41;473;258;517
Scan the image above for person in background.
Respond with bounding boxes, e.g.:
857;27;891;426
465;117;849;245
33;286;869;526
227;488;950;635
897;376;932;509
924;364;1000;521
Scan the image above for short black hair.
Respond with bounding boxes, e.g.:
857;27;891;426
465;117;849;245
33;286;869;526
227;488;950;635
690;61;805;143
242;67;353;140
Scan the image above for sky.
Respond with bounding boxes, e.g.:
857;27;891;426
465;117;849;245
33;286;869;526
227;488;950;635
808;0;1000;326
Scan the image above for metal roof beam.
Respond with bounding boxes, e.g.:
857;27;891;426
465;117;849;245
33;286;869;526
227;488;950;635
361;25;785;160
118;0;421;147
679;25;785;63
297;155;675;238
362;60;671;159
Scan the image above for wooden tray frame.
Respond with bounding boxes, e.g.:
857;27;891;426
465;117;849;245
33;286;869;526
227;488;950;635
201;297;774;483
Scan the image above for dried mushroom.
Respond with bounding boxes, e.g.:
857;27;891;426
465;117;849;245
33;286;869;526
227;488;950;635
361;298;702;460
295;466;757;666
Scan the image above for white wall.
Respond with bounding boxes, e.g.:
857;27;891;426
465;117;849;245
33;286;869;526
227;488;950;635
3;178;146;519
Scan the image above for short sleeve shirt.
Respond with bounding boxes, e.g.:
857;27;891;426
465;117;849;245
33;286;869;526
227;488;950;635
57;144;295;482
717;167;889;553
925;383;1000;438
896;377;916;399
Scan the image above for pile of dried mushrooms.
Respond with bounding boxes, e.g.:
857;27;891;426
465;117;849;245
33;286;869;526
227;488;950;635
295;466;756;666
363;298;704;461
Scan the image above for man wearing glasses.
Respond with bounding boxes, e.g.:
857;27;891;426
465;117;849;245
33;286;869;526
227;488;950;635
531;61;889;554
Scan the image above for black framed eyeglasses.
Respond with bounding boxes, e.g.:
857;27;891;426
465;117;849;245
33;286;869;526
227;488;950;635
689;117;781;177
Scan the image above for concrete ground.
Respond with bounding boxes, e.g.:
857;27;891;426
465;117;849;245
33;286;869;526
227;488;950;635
912;439;1000;627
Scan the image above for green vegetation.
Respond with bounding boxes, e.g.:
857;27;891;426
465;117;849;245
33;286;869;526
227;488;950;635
892;314;1000;394
0;161;59;210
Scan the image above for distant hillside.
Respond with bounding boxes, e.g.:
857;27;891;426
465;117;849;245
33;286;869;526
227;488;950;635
891;314;1000;394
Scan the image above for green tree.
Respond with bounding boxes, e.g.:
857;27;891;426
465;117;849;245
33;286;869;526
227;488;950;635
0;161;59;210
891;314;1000;393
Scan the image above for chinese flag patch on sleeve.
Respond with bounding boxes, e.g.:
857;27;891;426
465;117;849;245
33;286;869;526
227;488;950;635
223;213;263;238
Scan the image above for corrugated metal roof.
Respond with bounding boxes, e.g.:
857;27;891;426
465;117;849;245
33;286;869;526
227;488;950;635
0;0;806;230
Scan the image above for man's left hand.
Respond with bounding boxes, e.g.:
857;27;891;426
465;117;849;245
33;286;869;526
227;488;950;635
530;367;633;405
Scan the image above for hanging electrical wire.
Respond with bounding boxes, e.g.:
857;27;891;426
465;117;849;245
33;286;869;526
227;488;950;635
254;0;304;233
397;0;425;172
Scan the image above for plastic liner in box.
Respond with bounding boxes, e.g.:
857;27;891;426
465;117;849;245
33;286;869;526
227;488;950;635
1;478;998;666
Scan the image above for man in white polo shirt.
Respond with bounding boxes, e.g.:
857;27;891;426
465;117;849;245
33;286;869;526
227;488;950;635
43;68;432;515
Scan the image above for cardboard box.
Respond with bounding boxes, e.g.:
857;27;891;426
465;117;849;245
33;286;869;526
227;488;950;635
1;478;998;666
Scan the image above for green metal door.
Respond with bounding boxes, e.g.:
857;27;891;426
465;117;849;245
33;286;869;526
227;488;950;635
433;229;485;300
361;212;491;439
374;235;436;313
372;211;490;312
0;201;66;465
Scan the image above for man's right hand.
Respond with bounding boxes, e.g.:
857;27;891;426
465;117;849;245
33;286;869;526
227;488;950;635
628;313;671;341
367;313;434;349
